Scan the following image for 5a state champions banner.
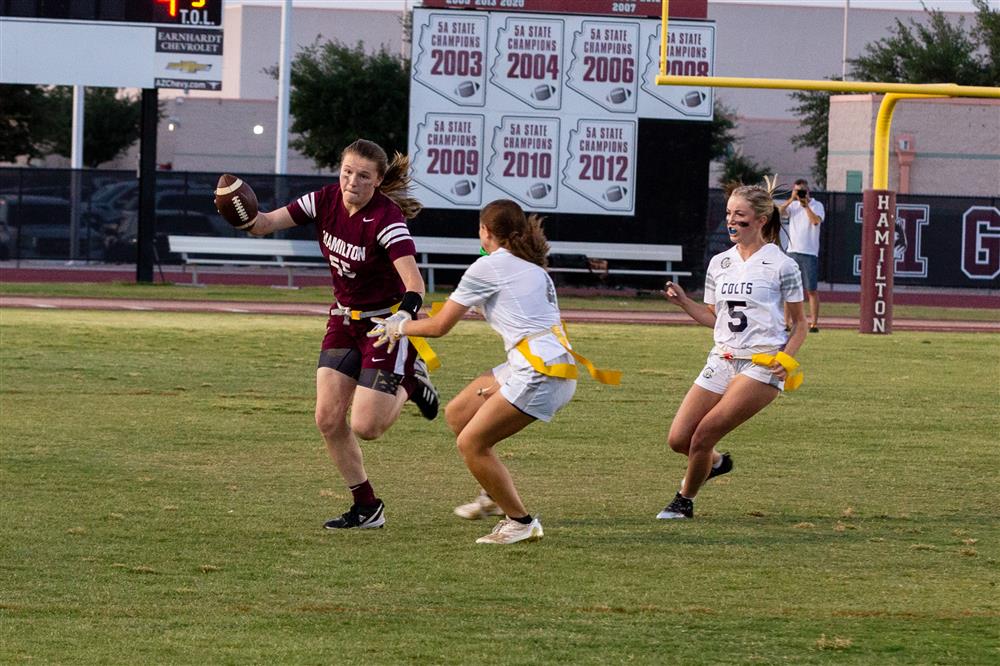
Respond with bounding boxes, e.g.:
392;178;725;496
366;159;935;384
408;8;715;216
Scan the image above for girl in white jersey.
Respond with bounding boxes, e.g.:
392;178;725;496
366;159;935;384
369;199;576;544
657;178;808;520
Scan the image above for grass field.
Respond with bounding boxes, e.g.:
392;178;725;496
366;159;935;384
1;307;998;664
1;280;998;322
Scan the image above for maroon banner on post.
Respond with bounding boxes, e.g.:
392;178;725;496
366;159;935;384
419;0;708;20
860;189;896;334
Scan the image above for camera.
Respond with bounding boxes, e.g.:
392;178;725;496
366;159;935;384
794;188;807;198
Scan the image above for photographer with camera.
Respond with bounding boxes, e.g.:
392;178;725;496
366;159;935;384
778;179;825;332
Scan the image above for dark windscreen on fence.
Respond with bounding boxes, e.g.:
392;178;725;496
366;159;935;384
704;189;1000;290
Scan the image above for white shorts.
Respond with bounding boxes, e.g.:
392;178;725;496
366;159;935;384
493;351;577;422
693;352;783;395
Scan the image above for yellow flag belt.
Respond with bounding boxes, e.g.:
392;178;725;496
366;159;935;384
751;351;803;391
515;324;622;386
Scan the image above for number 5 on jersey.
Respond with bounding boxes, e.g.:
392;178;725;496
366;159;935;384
726;300;748;332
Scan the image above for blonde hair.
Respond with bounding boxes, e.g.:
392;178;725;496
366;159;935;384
480;199;549;268
726;175;782;245
341;139;423;219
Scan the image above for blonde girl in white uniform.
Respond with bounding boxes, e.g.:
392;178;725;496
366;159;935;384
369;199;577;544
658;178;808;520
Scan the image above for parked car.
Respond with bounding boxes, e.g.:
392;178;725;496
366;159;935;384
0;194;105;260
86;178;189;230
102;188;233;263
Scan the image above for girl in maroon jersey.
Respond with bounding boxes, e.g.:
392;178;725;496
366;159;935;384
237;139;438;530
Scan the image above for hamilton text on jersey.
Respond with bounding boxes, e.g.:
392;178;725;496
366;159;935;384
322;231;367;262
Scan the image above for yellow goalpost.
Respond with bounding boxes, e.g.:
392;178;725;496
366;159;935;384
657;0;1000;334
657;0;1000;187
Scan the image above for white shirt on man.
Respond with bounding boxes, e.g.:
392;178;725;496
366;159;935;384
783;198;825;256
704;243;804;355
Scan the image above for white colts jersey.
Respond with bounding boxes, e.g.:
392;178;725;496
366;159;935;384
449;248;567;364
704;243;804;355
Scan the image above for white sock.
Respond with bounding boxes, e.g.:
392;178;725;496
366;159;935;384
712;456;723;469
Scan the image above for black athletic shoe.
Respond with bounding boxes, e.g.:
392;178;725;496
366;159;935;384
656;492;694;520
324;500;386;529
707;452;733;480
410;358;439;420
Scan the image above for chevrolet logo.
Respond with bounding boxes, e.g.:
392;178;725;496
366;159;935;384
166;61;212;74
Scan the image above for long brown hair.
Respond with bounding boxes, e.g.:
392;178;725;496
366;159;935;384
480;199;549;268
726;175;782;245
341;139;422;219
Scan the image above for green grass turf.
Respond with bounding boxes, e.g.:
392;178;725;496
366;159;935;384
1;280;998;322
1;308;998;663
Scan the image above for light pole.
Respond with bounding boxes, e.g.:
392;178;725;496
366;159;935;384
275;0;292;175
842;0;850;79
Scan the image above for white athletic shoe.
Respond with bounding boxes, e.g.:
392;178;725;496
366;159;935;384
475;517;544;544
453;490;505;520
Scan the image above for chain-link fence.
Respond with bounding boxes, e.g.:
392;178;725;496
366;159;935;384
4;168;996;290
0;168;329;264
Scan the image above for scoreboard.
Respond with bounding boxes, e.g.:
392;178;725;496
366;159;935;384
0;0;224;89
0;0;221;26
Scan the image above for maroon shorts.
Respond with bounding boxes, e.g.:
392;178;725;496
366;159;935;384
320;315;417;379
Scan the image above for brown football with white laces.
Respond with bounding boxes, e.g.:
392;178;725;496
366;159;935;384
214;174;258;229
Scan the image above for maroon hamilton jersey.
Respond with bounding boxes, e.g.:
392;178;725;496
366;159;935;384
286;184;416;308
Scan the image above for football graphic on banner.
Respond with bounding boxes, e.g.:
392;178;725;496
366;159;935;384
455;81;481;98
683;91;706;107
607;88;632;105
604;185;628;202
528;182;553;199
452;179;476;196
531;84;557;101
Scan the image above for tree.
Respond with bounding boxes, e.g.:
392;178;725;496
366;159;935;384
788;78;840;188
0;84;55;163
708;99;739;162
707;100;773;187
274;39;411;170
790;0;1000;187
0;85;141;167
44;87;142;168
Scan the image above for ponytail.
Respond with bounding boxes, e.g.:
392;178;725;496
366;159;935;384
763;205;781;245
379;152;422;220
480;200;549;268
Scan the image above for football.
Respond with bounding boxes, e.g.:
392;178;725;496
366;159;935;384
214;174;259;229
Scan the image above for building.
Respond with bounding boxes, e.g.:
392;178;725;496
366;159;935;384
9;1;989;194
705;1;988;189
827;95;1000;196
